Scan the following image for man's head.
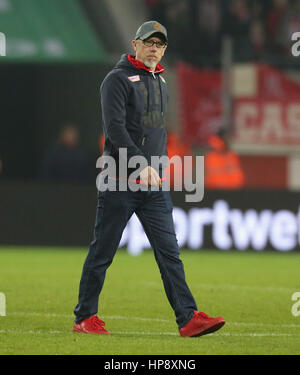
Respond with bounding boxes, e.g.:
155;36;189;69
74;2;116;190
132;21;168;70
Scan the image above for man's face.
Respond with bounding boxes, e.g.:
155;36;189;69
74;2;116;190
132;36;167;70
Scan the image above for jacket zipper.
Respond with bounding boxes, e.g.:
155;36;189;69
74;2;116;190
150;70;164;115
158;74;164;115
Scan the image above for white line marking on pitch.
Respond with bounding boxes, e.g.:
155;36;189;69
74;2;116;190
8;312;169;322
142;281;298;293
194;283;297;293
7;311;300;329
0;329;299;338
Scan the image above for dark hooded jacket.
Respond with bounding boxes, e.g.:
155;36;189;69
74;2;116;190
100;54;168;178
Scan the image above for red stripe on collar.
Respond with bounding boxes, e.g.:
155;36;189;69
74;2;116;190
127;54;165;74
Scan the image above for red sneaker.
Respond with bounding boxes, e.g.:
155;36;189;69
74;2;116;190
179;311;225;337
73;314;110;335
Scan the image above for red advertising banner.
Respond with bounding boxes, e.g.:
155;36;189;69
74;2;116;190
177;62;300;146
233;65;300;145
177;63;222;145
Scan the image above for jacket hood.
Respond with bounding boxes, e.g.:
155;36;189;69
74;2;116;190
114;54;165;74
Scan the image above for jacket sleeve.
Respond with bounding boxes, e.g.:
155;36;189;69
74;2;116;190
100;72;147;162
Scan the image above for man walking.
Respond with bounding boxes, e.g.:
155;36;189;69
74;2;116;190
73;21;225;337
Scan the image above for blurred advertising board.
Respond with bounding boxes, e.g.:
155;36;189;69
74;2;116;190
233;64;300;146
1;182;299;254
122;190;300;255
177;63;300;147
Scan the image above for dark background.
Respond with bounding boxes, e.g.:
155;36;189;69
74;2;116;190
1;180;299;251
0;63;111;180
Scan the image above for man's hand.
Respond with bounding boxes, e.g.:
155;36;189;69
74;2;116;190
140;166;162;187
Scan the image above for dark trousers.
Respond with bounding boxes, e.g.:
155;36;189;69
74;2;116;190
74;188;197;329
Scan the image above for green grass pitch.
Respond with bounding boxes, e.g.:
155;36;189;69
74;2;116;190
0;246;300;355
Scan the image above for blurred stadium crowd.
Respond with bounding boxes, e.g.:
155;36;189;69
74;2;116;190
144;0;300;67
